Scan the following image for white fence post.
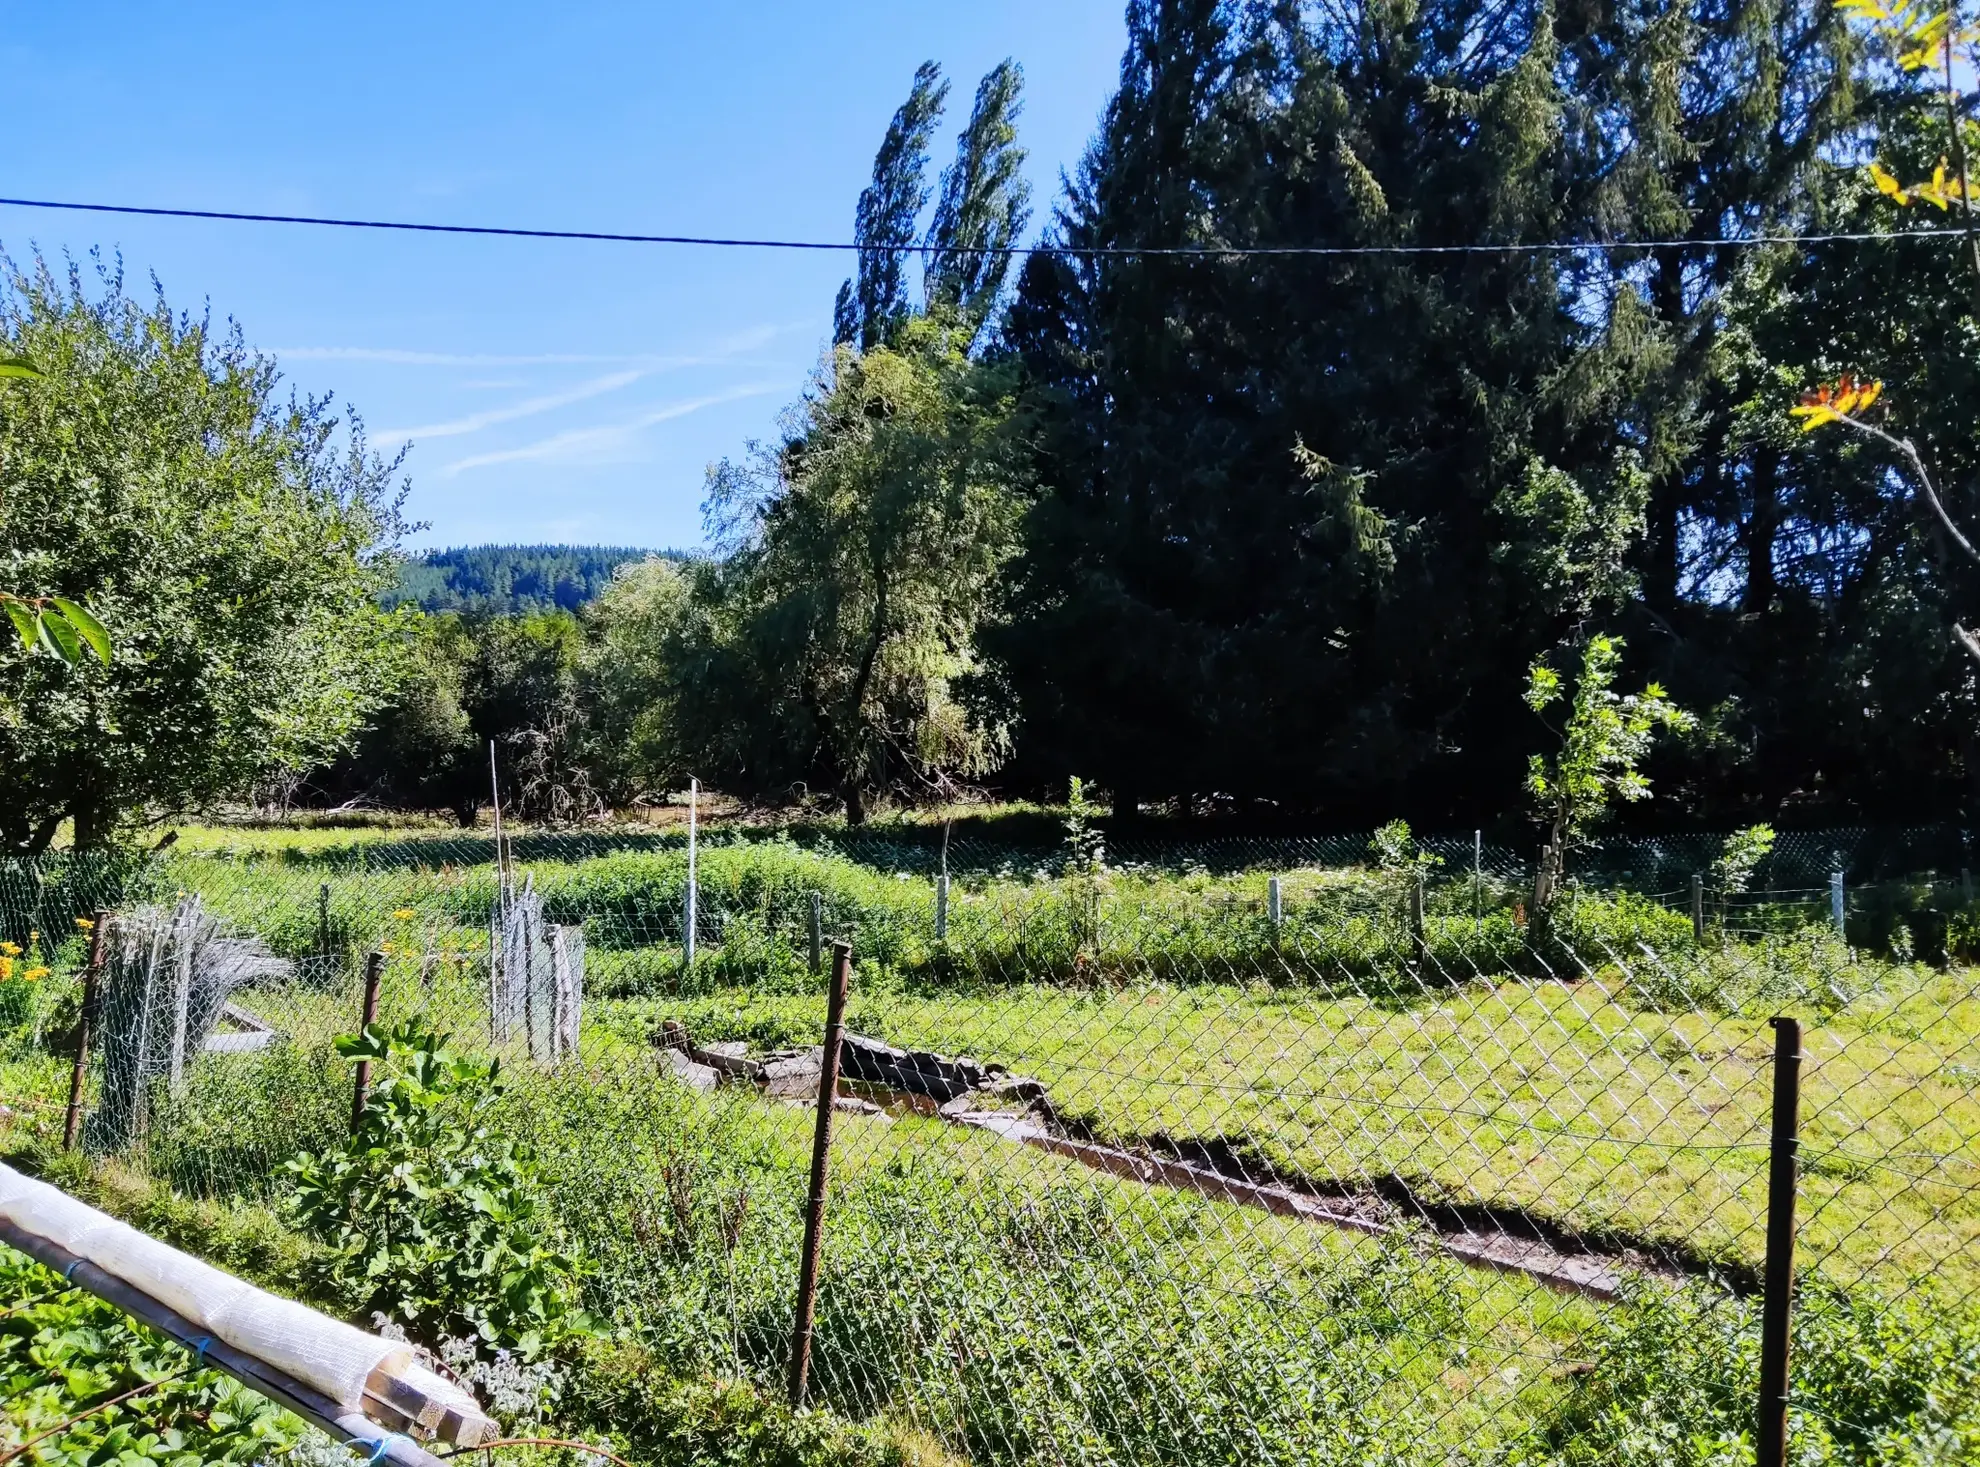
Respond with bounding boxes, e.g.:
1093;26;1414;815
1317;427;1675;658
1267;876;1282;945
1473;830;1482;939
936;874;950;942
1831;870;1845;934
685;778;699;969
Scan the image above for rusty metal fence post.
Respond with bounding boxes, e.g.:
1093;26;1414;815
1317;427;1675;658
349;951;386;1134
61;912;108;1151
789;938;852;1406
1409;871;1426;965
1756;1015;1803;1467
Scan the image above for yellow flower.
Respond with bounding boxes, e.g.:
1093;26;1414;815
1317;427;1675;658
0;957;15;980
0;943;20;958
20;967;47;982
73;917;94;931
391;908;417;922
379;940;397;957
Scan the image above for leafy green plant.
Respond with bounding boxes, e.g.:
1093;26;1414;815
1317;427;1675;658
1370;820;1442;878
284;1022;587;1363
1711;824;1777;897
1063;776;1107;957
0;1244;302;1464
1535;1276;1980;1466
1524;635;1694;921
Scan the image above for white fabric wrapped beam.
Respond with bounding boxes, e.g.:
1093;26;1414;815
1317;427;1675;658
0;1162;409;1409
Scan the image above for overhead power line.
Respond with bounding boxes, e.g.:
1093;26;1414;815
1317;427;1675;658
0;193;1967;258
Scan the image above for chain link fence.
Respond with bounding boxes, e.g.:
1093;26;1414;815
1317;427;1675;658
0;830;1975;1464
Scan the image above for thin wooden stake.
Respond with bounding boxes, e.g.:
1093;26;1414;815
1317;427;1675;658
789;940;852;1407
62;912;108;1151
1691;874;1706;944
350;951;386;1134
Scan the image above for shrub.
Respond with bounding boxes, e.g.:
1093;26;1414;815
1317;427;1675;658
285;1021;588;1363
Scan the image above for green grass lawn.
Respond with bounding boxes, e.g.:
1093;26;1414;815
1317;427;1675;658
4;836;1978;1463
595;969;1980;1299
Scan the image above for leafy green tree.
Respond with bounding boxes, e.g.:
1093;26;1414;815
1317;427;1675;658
467;611;593;823
697;316;1026;820
578;556;699;805
0;257;405;850
1525;635;1694;913
331;612;481;820
1554;0;1860;617
833;62;950;351
0;356;111;666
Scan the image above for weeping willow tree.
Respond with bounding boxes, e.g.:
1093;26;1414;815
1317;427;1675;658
681;314;1028;820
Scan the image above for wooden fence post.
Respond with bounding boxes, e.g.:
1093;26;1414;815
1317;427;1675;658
62;913;109;1152
789;940;852;1407
349;951;385;1134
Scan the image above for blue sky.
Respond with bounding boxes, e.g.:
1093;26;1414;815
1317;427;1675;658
2;3;1127;551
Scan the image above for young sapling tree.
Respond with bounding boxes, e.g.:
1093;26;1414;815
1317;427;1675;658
1525;635;1694;922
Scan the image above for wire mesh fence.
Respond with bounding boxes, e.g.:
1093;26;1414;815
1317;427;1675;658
0;831;1975;1464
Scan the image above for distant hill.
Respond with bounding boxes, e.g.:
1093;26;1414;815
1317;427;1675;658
385;544;688;615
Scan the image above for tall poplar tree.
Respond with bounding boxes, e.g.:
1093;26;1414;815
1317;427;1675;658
925;61;1032;332
833;63;949;352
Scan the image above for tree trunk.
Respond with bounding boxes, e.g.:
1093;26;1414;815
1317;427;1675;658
1642;253;1693;615
22;815;61;856
1743;446;1780;614
836;567;891;830
69;801;105;851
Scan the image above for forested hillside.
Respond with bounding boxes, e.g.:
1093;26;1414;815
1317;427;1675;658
386;545;672;614
311;0;1980;834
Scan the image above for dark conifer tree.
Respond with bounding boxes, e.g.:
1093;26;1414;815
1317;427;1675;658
997;0;1648;820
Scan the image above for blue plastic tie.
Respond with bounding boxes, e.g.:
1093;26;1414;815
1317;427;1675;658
345;1433;409;1466
189;1335;213;1363
61;1260;83;1281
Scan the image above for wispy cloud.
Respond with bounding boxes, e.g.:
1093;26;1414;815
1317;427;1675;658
272;347;644;366
378;370;643;441
272;325;795;370
440;384;776;477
